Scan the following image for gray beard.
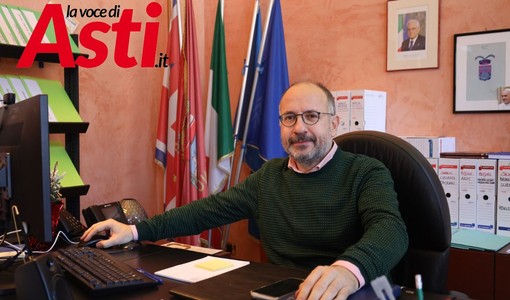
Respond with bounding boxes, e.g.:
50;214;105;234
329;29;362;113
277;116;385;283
287;133;329;169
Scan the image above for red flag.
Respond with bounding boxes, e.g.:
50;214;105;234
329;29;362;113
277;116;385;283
174;0;209;246
155;0;181;211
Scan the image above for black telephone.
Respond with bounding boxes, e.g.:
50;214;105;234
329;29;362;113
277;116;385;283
82;201;128;227
57;208;86;239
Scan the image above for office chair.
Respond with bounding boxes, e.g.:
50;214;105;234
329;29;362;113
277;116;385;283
120;198;148;225
334;130;451;294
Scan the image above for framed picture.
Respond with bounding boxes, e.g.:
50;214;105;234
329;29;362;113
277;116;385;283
454;29;510;113
386;0;439;71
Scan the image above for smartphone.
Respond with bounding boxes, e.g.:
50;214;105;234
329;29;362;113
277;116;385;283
250;277;303;300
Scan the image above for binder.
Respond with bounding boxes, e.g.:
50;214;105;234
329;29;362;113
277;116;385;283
403;136;456;158
458;159;478;230
8;6;32;45
477;159;497;234
0;11;8;44
0;4;79;52
0;6;17;45
438;158;460;229
18;6;50;43
497;160;510;237
0;5;25;45
0;75;16;97
331;90;350;136
427;157;438;173
349;89;386;132
20;76;82;123
0;75;83;123
5;75;30;101
22;6;80;53
488;152;510;160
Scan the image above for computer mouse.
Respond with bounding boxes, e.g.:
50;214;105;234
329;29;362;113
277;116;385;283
77;234;109;248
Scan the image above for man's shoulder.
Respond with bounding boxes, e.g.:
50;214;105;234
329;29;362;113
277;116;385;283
336;148;383;165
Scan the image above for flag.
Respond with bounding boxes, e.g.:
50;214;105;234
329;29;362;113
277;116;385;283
174;0;209;246
245;0;289;171
155;0;181;211
233;1;262;142
205;0;234;195
397;14;404;52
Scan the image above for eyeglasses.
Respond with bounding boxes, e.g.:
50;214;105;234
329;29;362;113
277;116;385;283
279;111;335;127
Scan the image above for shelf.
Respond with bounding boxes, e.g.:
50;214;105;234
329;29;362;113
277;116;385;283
50;141;89;198
1;20;87;218
0;43;87;63
60;185;90;198
49;121;89;134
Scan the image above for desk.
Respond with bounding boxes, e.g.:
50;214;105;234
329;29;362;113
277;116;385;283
448;245;510;300
9;243;457;300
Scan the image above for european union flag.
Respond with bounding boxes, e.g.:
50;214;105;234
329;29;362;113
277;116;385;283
245;0;289;171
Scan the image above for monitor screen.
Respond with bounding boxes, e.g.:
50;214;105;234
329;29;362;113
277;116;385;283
0;94;51;243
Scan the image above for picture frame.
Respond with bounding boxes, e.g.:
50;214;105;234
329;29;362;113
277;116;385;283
386;0;439;71
453;28;510;113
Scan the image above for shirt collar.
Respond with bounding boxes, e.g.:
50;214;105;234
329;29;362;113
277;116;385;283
288;142;338;174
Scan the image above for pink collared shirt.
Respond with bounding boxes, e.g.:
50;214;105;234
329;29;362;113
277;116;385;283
287;142;364;289
287;142;338;173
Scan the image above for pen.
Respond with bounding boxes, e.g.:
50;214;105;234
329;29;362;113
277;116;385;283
136;268;164;284
414;274;424;300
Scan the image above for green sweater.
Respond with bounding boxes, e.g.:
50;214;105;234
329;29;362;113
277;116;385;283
136;149;408;282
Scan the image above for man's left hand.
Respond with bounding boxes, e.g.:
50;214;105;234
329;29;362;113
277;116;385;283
295;265;358;300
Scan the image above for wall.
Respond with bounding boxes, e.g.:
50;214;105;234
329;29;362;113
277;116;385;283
2;0;509;262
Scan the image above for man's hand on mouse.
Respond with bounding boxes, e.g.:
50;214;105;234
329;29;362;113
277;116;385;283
81;219;134;248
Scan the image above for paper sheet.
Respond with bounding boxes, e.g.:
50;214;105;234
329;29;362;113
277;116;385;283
155;256;249;283
160;242;223;255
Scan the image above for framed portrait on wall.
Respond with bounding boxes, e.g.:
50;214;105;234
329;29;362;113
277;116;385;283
386;0;439;71
454;29;510;113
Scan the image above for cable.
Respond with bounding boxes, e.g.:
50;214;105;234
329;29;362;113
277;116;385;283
0;244;25;271
31;231;78;254
0;229;22;243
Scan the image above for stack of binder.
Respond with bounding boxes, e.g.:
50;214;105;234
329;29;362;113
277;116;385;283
402;136;456;158
0;74;82;123
331;89;387;135
429;152;510;238
0;3;79;52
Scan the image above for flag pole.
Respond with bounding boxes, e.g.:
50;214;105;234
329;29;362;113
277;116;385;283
176;0;182;49
234;0;274;184
228;0;260;189
222;0;275;250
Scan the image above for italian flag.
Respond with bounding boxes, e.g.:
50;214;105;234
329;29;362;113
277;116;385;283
205;1;234;194
397;14;404;52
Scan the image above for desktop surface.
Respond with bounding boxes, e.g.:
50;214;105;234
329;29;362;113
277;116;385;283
7;243;462;300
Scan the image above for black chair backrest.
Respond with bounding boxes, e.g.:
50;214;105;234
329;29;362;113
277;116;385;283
334;131;451;293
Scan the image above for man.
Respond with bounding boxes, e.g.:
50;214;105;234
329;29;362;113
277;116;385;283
82;82;408;300
400;19;426;51
499;87;510;109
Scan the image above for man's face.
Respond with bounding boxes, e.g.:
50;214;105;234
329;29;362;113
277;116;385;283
502;90;510;105
407;22;420;39
279;84;338;169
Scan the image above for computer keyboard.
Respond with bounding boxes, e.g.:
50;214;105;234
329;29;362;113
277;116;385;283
54;246;160;295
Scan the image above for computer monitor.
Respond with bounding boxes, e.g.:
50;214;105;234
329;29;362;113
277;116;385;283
0;94;52;243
